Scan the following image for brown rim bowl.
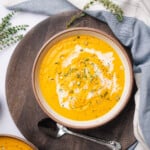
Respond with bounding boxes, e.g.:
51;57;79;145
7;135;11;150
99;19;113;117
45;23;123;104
32;27;133;129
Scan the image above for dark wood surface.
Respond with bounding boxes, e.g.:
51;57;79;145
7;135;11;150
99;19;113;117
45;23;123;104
6;11;136;150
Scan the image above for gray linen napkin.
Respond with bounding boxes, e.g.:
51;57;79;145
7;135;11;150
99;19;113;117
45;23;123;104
6;0;77;15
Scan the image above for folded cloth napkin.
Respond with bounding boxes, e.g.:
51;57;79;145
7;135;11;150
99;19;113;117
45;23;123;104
3;0;150;149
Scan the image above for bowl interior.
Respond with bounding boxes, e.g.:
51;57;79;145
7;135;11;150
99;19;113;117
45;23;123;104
0;134;37;149
32;28;133;129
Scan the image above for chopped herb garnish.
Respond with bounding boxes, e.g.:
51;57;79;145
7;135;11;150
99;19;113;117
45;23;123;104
69;90;74;94
84;75;87;78
103;91;108;97
60;55;64;59
90;77;94;82
76;73;81;78
89;101;92;105
90;62;95;66
48;76;54;80
85;58;89;61
80;48;84;52
55;62;59;64
72;68;78;72
59;88;63;92
61;104;64;107
83;68;87;78
64;73;68;77
77;35;80;39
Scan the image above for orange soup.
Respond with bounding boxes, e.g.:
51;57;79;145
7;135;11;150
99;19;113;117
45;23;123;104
0;136;34;150
39;35;125;121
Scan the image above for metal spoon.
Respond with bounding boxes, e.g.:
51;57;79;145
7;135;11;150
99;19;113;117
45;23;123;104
38;118;121;150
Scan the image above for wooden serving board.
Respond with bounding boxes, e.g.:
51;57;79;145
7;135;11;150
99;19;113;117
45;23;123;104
6;11;136;150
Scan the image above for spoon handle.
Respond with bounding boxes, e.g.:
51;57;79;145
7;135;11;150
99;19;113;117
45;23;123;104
66;130;121;150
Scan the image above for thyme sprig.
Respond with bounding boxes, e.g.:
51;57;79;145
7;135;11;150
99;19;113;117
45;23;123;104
0;11;15;32
66;11;85;28
0;11;28;50
67;0;124;28
84;0;124;22
102;0;124;21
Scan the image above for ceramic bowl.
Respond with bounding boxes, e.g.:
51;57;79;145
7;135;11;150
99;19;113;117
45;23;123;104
32;27;133;129
0;134;37;149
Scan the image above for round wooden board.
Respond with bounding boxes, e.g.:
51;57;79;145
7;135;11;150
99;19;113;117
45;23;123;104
6;11;136;150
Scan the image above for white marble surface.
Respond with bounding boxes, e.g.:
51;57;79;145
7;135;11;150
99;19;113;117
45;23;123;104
0;4;48;139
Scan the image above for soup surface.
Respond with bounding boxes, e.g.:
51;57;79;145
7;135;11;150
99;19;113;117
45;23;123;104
0;136;33;150
39;35;125;121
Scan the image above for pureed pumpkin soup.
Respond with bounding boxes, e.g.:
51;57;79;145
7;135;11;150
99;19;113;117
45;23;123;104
0;135;36;150
38;33;125;121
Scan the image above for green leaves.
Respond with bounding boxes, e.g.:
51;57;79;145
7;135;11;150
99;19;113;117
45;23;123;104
67;0;124;28
66;11;85;28
0;11;15;32
0;12;28;50
84;0;124;22
100;0;124;21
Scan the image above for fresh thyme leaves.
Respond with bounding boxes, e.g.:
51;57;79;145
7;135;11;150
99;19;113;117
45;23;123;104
66;11;86;28
0;25;28;39
67;0;123;28
0;11;15;32
0;12;28;50
84;0;123;22
97;0;123;21
83;0;95;10
0;34;23;47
